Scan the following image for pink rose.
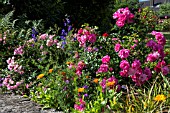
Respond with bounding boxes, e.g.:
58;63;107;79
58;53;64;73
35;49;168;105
116;21;125;27
119;69;128;77
88;34;96;43
40;34;48;40
46;39;53;46
120;60;130;70
114;43;121;52
96;64;109;74
146;52;160;62
101;55;110;64
118;49;130;59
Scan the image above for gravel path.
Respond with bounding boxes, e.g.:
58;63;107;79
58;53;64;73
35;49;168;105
0;93;63;113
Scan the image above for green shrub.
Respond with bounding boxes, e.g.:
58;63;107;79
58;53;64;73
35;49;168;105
156;18;170;32
158;3;170;16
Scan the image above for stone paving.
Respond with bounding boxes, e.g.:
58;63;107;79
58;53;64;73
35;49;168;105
0;93;63;113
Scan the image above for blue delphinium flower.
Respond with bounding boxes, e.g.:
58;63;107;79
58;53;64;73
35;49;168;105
31;28;38;42
60;16;72;48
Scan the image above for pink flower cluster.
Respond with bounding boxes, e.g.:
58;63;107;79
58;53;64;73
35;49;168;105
14;46;24;55
100;76;118;92
154;60;169;76
76;28;96;47
130;67;152;86
46;35;59;47
151;31;166;46
0;31;7;44
146;31;166;61
76;61;86;76
119;59;152;86
7;57;24;74
74;98;86;112
118;49;130;59
113;7;134;27
96;55;110;74
39;34;59;47
119;60;130;77
3;75;22;90
146;51;160;62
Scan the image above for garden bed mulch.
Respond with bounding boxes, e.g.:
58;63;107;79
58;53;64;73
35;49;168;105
0;92;63;113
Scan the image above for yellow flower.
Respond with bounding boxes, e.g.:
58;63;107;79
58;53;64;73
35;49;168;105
78;88;84;93
37;74;44;79
154;94;166;101
48;69;53;73
93;78;99;84
106;81;115;86
66;61;71;65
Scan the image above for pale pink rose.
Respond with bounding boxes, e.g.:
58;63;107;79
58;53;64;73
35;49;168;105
40;45;43;49
49;35;55;40
53;39;58;45
101;55;110;64
14;46;24;55
40;34;48;40
46;39;53;46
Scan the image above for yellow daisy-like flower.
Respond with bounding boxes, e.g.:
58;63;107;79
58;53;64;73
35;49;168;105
66;61;71;65
78;88;84;93
93;78;99;84
106;81;115;86
154;94;166;101
48;69;53;73
37;74;45;79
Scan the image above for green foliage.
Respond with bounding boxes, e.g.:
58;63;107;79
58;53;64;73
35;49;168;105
113;0;140;13
156;18;170;32
158;3;170;16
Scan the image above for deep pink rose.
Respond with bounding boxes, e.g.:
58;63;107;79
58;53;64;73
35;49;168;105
101;55;110;64
120;60;130;70
114;43;121;52
116;21;125;27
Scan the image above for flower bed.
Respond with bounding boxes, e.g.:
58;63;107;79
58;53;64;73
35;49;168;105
0;7;170;113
